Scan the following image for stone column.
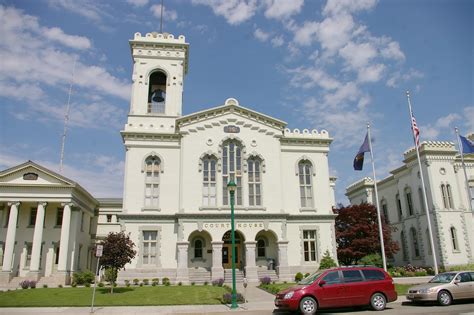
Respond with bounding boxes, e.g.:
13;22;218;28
175;241;189;284
1;202;20;283
57;203;72;284
68;209;81;272
211;241;224;281
244;241;258;283
29;202;47;277
277;241;292;282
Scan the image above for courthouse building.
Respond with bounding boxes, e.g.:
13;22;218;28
0;32;338;285
346;140;474;268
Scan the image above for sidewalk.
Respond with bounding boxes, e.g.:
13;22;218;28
0;284;409;315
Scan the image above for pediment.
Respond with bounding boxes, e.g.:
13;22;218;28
177;98;287;134
0;161;75;187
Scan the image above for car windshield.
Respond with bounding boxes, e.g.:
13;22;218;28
429;273;457;283
299;271;324;285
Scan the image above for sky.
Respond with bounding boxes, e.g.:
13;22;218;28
0;0;472;205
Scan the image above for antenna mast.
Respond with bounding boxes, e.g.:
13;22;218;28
59;56;77;173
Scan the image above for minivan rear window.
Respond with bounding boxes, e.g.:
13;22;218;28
362;269;385;280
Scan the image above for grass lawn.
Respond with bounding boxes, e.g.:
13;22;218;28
0;286;227;307
259;283;412;296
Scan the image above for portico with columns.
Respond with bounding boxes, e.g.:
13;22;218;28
0;161;98;286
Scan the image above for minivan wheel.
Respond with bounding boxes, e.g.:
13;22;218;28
299;296;317;315
437;290;452;306
370;293;386;311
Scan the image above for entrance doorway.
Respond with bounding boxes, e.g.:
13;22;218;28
222;230;244;269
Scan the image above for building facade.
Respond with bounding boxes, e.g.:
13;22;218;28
346;140;474;268
0;32;338;286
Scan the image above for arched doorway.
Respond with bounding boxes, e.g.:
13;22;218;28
222;230;245;269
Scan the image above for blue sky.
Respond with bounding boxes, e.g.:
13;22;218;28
0;0;472;204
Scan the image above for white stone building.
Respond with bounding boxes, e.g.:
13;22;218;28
346;140;474;268
0;32;338;285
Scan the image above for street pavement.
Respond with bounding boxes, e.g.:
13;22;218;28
0;283;472;315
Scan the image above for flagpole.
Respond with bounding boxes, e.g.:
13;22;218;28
406;91;439;275
366;123;387;271
454;127;473;212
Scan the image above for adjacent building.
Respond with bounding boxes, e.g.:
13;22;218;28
0;32;338;286
346;140;474;268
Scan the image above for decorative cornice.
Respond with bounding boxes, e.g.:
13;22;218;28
117;212;336;221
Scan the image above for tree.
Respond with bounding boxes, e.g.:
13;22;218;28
318;250;338;270
100;231;136;293
334;203;399;266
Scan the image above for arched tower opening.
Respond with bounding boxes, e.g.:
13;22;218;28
148;70;167;114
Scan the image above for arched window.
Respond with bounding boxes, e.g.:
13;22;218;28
257;239;266;258
222;140;242;205
446;184;454;208
298;160;313;208
248;158;262;206
405;188;414;216
144;156;160;207
410;227;420;258
418;187;425;213
148;71;167;114
202;156;217;206
450;227;459;251
194;239;203;258
441;184;448;208
396;194;403;220
381;199;389;223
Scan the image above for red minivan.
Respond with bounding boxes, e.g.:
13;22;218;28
275;266;397;314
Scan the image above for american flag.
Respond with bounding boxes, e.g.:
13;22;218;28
411;110;420;146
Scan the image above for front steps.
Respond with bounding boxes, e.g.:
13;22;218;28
224;269;244;283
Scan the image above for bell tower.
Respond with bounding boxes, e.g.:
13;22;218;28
128;32;189;118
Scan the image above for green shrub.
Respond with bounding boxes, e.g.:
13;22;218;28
73;270;95;285
124;280;130;287
162;277;170;286
58;284;63;288
85;283;91;288
98;282;104;288
42;284;48;288
191;282;195;286
143;279;149;285
319;250;337;270
71;282;77;288
295;272;303;282
104;268;118;284
178;281;182;286
359;253;383;268
152;278;159;285
203;281;208;286
139;283;143;287
304;273;310;278
133;278;139;285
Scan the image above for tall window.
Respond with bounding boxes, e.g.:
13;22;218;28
148;71;167;114
405;188;414;216
396;194;403;221
257;238;266;258
303;230;317;262
410;227;420;258
248;158;262;206
145;156;160;207
450;227;459;251
381;200;389;223
222;141;242;205
29;208;37;226
441;184;448;208
401;231;408;261
194;239;203;258
202;156;217;206
299;161;314;208
446;184;454;208
142;231;158;265
25;243;32;267
56;208;63;226
418;187;425;213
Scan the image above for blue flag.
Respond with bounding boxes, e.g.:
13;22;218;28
353;132;370;171
460;135;474;154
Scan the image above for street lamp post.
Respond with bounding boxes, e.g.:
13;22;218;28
227;180;238;309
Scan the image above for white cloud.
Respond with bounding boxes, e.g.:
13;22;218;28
339;42;377;69
271;35;284;47
264;0;304;20
41;27;92;50
323;0;378;16
191;0;258;25
126;0;149;7
288;66;340;90
293;21;319;46
150;4;178;21
316;13;355;53
48;0;105;23
254;28;270;42
0;81;44;102
386;69;423;87
381;41;405;61
420;112;462;140
357;63;385;83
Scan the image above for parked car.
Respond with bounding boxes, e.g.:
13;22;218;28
406;271;474;306
275;266;397;314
